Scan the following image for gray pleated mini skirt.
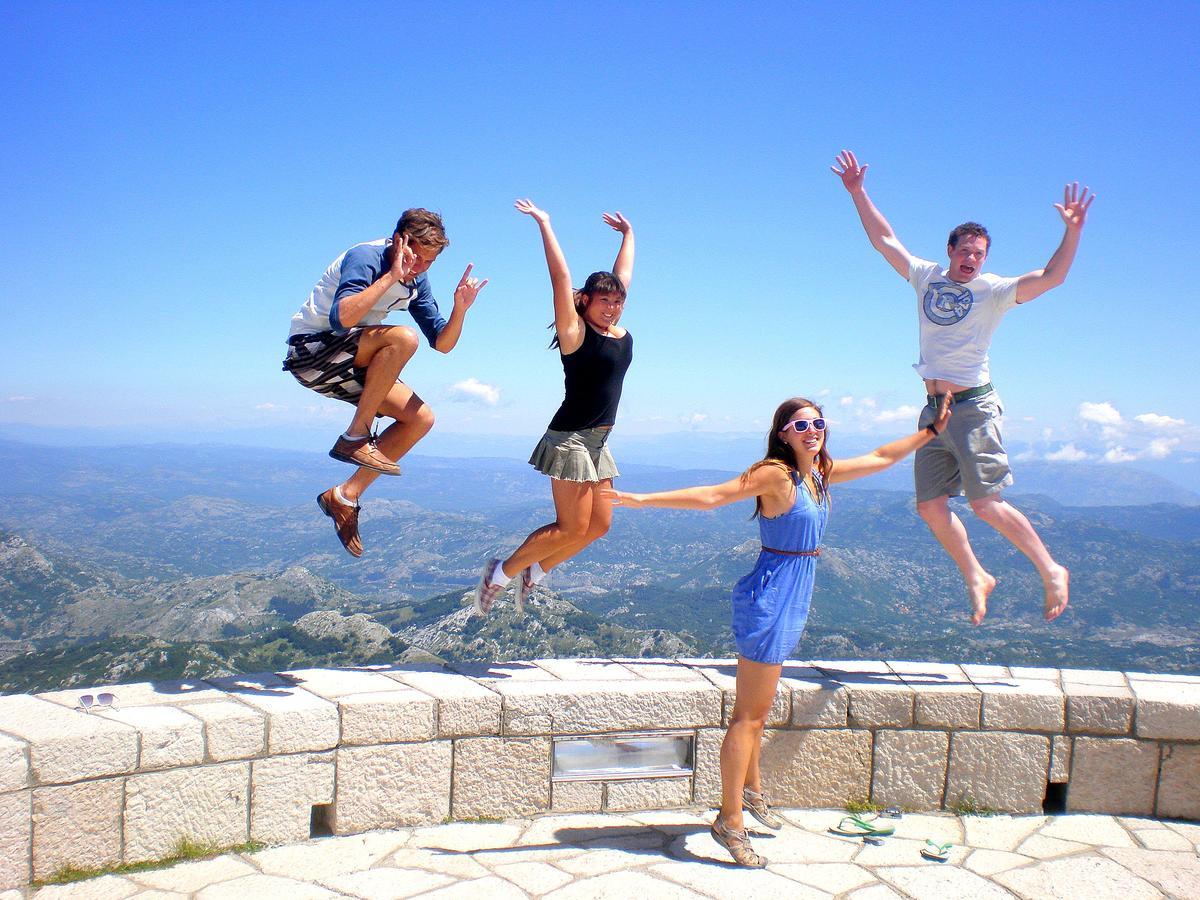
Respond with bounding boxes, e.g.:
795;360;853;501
528;427;620;482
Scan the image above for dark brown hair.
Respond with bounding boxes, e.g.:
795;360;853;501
947;222;990;251
548;271;628;349
395;208;450;251
746;397;832;517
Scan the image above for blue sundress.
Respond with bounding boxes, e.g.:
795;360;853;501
730;469;829;664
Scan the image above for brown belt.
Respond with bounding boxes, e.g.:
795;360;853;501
761;545;820;557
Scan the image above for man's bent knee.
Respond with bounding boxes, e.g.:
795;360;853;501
917;496;950;523
969;494;1007;520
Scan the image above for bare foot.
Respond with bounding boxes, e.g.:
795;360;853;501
968;572;997;626
1044;565;1070;621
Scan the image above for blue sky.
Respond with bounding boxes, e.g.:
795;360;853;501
4;1;1199;479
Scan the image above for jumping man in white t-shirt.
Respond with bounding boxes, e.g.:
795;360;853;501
832;149;1094;625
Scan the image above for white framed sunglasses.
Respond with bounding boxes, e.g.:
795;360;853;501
780;418;827;435
75;692;119;713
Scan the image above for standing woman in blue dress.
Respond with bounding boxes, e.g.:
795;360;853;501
604;393;950;867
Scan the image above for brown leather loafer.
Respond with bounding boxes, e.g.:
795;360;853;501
329;435;401;476
317;488;363;557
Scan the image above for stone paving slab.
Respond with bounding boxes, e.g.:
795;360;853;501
18;807;1199;899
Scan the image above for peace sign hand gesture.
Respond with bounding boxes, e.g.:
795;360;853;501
453;264;488;311
389;233;418;283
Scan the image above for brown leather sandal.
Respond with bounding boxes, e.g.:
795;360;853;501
710;816;768;868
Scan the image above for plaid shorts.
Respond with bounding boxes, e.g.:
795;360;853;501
282;328;371;405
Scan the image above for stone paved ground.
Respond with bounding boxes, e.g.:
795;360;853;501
7;808;1199;899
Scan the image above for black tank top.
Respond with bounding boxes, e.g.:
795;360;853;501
547;324;634;431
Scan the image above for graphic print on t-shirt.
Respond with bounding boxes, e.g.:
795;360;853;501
923;281;974;326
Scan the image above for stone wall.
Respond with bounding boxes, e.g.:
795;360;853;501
1;658;1198;888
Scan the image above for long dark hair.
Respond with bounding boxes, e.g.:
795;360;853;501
746;397;832;517
548;271;628;349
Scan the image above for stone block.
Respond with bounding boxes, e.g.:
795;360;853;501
251;752;335;844
0;734;28;793
813;659;891;676
961;664;1010;681
36;679;228;710
1131;680;1200;740
979;679;1065;732
495;679;720;735
788;677;848;727
277;667;405;698
32;778;123;880
1065;683;1134;734
614;659;711;681
338;690;436;745
1067;737;1159;815
914;685;981;729
1061;669;1128;687
846;681;915;728
206;674;338;754
695;664;789;726
448;660;560;682
100;706;206;771
0;790;30;890
552;780;603;812
872;730;949;810
0;694;137;784
604;777;691;811
385;669;502;736
1158;743;1200;819
1050;735;1072;783
1009;666;1061;682
693;728;725;805
946;731;1050;814
334;741;451;832
534;658;637;680
453;737;550;819
187;701;267;761
760;728;873;807
124;762;250;864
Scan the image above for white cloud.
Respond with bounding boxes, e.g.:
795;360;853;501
1079;401;1123;426
4;396;33;403
682;412;709;427
1144;438;1180;459
1045;443;1090;462
448;378;500;406
1135;413;1186;429
874;405;920;424
254;402;283;411
839;395;855;406
1103;446;1136;463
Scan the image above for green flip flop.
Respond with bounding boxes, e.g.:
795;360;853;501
828;814;896;838
920;839;953;862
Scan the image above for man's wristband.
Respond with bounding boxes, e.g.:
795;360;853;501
925;424;940;438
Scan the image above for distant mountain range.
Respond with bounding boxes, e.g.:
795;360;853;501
1;439;1197;692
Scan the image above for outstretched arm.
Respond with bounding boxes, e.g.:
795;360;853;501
604;212;635;289
433;264;488;353
829;395;951;483
831;149;914;280
602;463;789;511
515;199;582;351
1015;182;1095;304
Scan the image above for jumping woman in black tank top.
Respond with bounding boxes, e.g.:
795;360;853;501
472;199;635;615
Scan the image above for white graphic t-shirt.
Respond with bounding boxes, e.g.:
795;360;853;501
908;257;1019;385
